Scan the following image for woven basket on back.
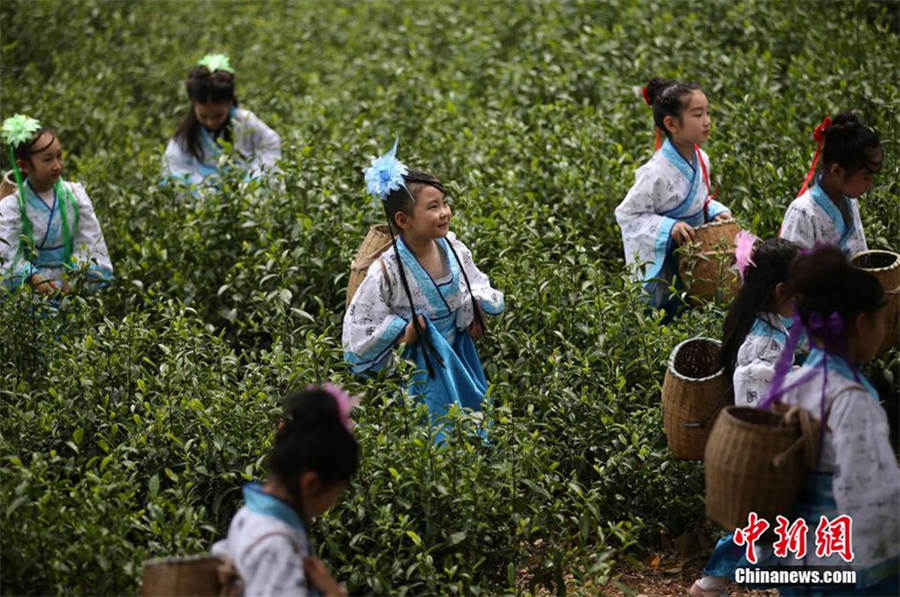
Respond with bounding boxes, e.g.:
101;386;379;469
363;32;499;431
677;219;742;302
851;250;900;355
346;224;393;307
0;170;16;199
705;405;819;531
141;554;240;597
661;337;731;460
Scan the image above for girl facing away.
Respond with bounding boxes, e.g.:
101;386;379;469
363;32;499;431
212;385;358;597
615;78;732;311
721;234;800;407
695;247;899;597
163;54;281;188
342;140;504;443
0;114;113;293
780;111;882;257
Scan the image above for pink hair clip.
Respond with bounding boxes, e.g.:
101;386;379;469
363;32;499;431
321;383;359;432
734;230;758;280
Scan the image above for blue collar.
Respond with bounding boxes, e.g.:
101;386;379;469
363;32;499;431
810;177;853;247
24;178;57;211
749;313;788;345
803;348;879;401
395;236;460;317
242;483;306;532
660;137;696;181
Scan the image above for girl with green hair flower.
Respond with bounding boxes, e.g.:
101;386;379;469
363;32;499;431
163;53;281;188
0;114;113;294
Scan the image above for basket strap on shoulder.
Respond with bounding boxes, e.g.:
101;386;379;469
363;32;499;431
244;530;301;556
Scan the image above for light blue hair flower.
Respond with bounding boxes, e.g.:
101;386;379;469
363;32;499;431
363;137;408;202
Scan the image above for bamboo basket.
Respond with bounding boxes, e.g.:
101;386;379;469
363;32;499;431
705;406;819;531
346;224;393;306
661;337;732;460
0;170;16;199
677;219;742;301
851;250;900;355
141;554;240;597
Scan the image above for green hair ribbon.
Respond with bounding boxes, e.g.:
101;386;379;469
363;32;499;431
197;54;234;74
3;114;42;252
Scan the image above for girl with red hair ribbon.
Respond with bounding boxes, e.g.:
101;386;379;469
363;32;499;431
779;112;881;257
615;78;732;312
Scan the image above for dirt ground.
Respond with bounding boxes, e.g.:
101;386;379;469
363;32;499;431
599;557;779;597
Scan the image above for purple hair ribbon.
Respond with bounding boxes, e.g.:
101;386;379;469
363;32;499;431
759;310;849;471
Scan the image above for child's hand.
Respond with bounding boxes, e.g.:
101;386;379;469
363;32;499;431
468;302;486;339
303;556;348;597
400;315;427;346
671;222;696;245
28;273;61;296
713;212;732;222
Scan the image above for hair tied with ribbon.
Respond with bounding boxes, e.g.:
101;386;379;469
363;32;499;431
796;114;831;198
641;86;652;106
812;115;832;143
320;383;359;432
807;310;844;346
734;230;758;280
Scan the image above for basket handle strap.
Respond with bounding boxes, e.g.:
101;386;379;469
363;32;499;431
215;556;243;597
244;530;301;556
772;434;805;468
771;405;822;469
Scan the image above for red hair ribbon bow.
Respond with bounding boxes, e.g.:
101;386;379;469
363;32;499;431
796;115;831;197
641;86;652;106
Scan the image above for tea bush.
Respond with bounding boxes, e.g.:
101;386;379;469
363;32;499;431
1;0;898;594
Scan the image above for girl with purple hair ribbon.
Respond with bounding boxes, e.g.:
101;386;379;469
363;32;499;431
696;246;898;597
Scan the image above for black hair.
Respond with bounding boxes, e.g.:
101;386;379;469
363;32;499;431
721;238;800;377
645;77;703;138
174;66;238;161
380;170;487;375
791;246;885;335
821;111;882;176
12;127;56;167
384;170;442;233
268;387;359;521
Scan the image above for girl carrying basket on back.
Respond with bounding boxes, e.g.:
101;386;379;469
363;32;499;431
342;140;504;442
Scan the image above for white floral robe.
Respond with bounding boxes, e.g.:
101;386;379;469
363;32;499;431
0;180;113;287
776;349;899;589
342;231;504;375
733;312;791;407
163;107;281;186
211;484;316;597
779;177;867;258
615;138;730;307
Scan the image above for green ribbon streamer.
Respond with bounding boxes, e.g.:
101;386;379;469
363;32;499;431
7;143;80;273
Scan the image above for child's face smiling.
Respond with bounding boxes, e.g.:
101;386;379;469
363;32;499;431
193;100;232;132
669;90;711;147
405;184;452;241
19;132;64;192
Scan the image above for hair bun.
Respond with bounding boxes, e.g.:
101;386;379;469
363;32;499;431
829;111;860;128
644;77;671;106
